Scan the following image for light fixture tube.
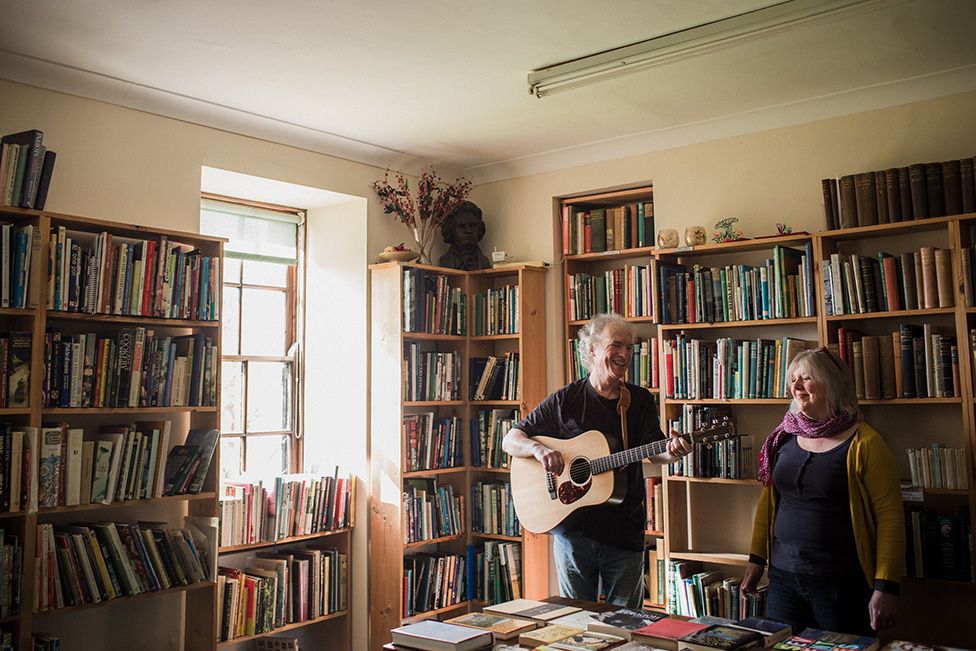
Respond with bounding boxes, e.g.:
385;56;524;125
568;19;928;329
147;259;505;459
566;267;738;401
528;0;886;98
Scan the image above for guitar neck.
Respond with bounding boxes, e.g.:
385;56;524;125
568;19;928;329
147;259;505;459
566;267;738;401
591;432;693;475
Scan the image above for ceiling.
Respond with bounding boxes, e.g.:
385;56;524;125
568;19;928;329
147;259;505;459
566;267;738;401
1;0;975;183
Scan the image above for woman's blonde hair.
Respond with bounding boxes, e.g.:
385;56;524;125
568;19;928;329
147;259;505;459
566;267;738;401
787;347;859;418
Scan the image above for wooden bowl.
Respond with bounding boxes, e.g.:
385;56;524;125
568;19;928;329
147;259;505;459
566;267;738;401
378;249;420;263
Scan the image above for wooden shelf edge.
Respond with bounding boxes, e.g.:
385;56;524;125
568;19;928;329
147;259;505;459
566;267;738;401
471;532;522;542
666;476;760;486
46;310;220;328
219;527;352;554
825;307;955;321
43;406;219;414
217;609;348;647
37;492;217;515
34;580;213;617
669;551;749;566
403;467;467;478
404;534;464;549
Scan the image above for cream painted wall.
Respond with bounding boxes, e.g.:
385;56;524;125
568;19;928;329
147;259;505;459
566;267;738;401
469;90;976;393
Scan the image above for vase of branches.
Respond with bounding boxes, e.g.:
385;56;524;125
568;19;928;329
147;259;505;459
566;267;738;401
371;167;472;265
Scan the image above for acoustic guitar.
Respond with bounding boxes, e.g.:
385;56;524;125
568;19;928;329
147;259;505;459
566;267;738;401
510;419;738;534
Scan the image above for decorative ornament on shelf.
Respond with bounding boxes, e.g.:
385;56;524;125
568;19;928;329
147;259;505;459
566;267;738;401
371;166;472;265
712;217;744;243
776;222;793;235
378;242;420;263
657;228;679;249
685;225;707;246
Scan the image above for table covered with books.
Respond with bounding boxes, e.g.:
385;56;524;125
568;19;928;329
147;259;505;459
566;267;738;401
387;596;970;651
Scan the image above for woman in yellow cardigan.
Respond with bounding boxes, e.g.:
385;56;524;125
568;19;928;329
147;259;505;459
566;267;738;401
741;347;904;634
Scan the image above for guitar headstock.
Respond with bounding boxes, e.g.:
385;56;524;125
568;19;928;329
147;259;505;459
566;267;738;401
688;417;738;444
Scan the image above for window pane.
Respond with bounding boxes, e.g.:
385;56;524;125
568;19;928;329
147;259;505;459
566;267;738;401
222;286;241;355
201;208;297;262
220;437;243;481
245;435;291;479
243;260;289;288
241;289;287;355
221;361;244;433
246;362;292;432
224;258;242;284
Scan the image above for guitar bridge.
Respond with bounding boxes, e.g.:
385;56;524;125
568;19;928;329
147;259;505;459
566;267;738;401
546;472;557;500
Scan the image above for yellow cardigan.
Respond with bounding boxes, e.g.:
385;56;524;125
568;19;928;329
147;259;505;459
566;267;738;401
749;422;905;592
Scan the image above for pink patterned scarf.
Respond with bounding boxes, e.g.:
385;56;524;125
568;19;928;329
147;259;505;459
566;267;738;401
757;410;859;485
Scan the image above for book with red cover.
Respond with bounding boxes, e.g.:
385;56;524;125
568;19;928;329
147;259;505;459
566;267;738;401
632;618;708;651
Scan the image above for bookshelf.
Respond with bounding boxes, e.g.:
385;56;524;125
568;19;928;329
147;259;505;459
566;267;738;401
0;206;223;651
556;186;665;609
368;261;547;651
555;189;976;629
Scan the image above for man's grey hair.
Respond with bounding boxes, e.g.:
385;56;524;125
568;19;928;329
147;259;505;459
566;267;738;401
577;313;634;373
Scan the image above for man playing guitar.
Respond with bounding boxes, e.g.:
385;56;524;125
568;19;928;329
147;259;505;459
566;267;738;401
502;313;691;608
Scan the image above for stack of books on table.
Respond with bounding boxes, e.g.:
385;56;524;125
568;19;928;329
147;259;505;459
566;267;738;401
385;597;901;651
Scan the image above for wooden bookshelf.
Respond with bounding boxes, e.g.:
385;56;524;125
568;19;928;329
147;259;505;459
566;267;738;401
368;261;547;651
0;205;223;651
215;609;348;648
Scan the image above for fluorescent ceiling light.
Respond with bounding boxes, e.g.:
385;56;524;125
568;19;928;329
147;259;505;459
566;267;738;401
528;0;886;98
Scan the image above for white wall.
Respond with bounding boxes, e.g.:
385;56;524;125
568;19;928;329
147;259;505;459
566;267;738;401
468;89;976;393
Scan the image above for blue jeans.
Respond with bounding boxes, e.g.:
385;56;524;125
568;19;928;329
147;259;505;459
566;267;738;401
766;566;873;635
553;530;644;608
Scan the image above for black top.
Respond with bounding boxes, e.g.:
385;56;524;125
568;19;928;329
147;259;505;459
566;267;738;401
515;378;664;550
771;435;861;575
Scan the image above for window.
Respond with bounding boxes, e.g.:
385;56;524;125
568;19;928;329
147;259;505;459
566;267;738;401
200;196;305;481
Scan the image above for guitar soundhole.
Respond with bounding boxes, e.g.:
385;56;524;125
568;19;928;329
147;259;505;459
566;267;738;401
557;458;592;505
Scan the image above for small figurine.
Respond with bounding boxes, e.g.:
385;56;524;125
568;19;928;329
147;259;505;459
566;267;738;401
657;228;679;249
776;222;793;235
685;226;706;246
713;218;744;244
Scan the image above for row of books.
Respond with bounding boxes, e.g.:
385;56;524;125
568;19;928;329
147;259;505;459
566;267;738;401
217;471;352;548
40;424;215;509
645;537;665;606
474;540;521;606
0;331;30;409
561;201;655;255
668;560;766;621
834;326;958;400
403;345;461;402
822;248;952;317
404;414;463;472
566;265;653;322
472;284;519;335
217;544;348;641
44;329;218;408
471;480;520;537
822;157;976;230
403;479;463;544
470;353;519;401
663;336;813;400
667;406;747;480
645;477;663;531
0;129;56;210
470;408;519;469
402;551;466;617
34;518;211;612
904;502;972;582
906;446;968;490
658;244;816;325
0;529;21;618
0;629;11;651
0;224;34;309
0;424;33;513
402;268;465;335
48;227;220;320
31;634;60;651
568;337;659;388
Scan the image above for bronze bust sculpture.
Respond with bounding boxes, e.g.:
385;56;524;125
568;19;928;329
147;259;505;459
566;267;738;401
438;200;491;270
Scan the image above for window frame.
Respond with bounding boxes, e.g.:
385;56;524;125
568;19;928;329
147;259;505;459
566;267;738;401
202;193;306;477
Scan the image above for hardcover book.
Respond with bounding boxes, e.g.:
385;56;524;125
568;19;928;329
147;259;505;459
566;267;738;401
731;616;792;646
444;612;537;641
586;607;666;639
518;623;585;648
548;631;626;651
632;618;708;651
678;624;763;651
391;620;493;651
484;598;582;622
